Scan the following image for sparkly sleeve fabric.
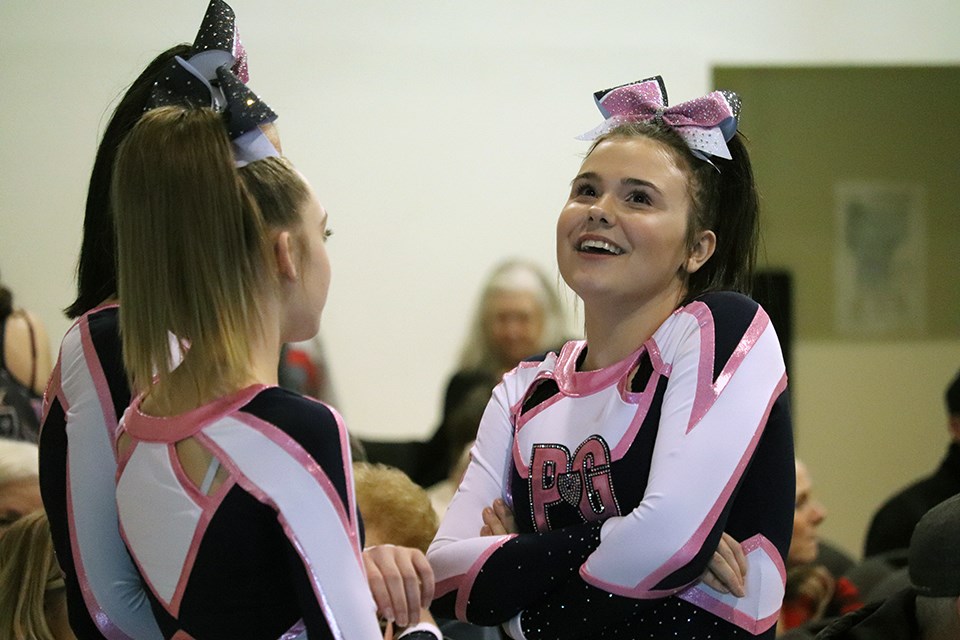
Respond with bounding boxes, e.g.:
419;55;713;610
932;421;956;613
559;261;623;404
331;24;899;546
38;305;163;640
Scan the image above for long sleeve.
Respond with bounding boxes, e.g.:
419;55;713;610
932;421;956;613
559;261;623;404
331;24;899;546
38;307;162;640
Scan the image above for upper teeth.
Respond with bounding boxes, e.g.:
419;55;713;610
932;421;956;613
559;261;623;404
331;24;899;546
580;239;623;255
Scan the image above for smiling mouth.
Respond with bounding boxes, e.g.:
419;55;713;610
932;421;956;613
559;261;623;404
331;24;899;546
578;239;624;255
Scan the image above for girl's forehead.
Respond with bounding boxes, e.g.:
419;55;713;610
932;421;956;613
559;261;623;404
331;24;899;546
580;136;689;183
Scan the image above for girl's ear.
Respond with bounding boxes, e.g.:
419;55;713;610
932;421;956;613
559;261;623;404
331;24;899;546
685;229;717;274
275;230;298;281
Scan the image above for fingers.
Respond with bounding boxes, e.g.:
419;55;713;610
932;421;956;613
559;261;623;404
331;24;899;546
700;567;727;593
481;498;518;536
705;533;746;597
363;545;433;628
363;549;398;625
493;498;517;534
482;506;507;536
410;548;435;604
725;532;748;577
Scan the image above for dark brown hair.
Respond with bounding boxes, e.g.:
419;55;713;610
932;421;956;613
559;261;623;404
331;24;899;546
66;44;192;319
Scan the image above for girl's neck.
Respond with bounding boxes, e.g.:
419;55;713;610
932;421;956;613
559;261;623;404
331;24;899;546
581;287;685;371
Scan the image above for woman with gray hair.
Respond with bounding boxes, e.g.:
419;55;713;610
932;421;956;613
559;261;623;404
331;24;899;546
420;259;568;487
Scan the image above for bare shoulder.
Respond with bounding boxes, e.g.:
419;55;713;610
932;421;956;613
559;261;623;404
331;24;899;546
3;308;54;394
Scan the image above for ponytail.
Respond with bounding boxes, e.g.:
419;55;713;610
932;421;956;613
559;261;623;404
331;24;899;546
114;106;267;394
113;105;309;397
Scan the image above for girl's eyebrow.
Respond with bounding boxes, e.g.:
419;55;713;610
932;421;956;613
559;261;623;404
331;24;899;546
570;171;599;186
622;177;663;196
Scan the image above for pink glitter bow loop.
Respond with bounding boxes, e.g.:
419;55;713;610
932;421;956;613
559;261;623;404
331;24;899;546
190;0;248;83
577;75;741;166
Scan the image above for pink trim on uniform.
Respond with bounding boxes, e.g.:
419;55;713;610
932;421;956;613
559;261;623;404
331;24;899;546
434;575;465;600
279;620;307;639
123;385;268;442
609;375;658;460
581;372;788;598
229;412;363;562
195;415;376;639
116;512;162;623
167;476;235;617
40;356;63;425
553;341;644;398
61;317;134;640
677;535;785;634
455;535;517;621
64;454;133;640
319;401;360;534
685;303;769;434
79;318;121;442
114;430;137;475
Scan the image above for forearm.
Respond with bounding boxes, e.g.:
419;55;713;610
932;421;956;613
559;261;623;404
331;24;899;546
430;521;603;625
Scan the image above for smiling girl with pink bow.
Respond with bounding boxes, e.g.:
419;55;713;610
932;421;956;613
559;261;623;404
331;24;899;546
427;75;795;639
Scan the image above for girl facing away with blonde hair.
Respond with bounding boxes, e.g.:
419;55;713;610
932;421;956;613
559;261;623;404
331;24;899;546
111;104;440;639
0;509;75;640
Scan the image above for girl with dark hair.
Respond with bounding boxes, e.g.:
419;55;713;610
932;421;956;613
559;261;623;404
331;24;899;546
427;76;795;639
38;20;213;640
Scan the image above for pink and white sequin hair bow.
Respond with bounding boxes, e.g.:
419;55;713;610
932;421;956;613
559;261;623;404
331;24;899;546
577;75;741;166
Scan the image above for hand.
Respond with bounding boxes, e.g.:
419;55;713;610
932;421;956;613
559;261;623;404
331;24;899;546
701;532;748;597
363;544;435;628
480;498;517;536
787;564;835;621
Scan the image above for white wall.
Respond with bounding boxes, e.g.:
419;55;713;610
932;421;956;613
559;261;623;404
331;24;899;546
2;1;959;555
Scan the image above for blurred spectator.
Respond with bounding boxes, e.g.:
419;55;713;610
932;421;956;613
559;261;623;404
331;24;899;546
419;259;567;487
817;493;960;639
0;439;43;536
779;460;863;636
278;335;338;405
428;440;473;519
0;509;75;639
0;275;52;441
864;368;960;558
354;462;439;553
353;462;499;640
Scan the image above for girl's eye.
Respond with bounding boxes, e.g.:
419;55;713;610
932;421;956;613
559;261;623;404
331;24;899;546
627;190;651;205
573;183;597;198
323;228;334;241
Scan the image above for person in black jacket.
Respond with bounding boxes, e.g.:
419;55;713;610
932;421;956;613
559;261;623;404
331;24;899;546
863;368;960;558
817;493;960;640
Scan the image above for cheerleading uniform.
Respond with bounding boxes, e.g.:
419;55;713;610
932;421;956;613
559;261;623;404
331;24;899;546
116;384;393;639
39;304;163;640
428;292;795;639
